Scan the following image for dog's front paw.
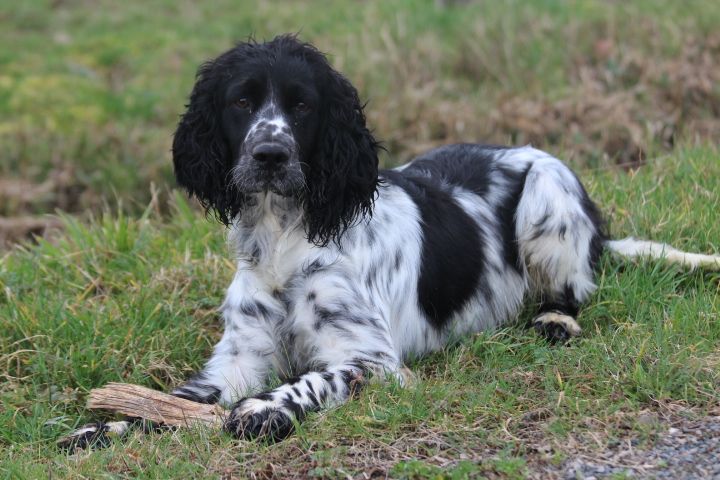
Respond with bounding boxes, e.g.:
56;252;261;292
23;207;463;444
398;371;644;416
57;420;130;452
224;398;295;441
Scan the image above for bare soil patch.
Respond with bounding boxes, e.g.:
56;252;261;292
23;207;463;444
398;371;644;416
157;403;720;479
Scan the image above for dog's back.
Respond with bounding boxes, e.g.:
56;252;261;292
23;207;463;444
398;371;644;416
381;144;605;343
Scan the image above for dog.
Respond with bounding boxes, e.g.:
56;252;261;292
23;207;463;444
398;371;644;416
62;34;720;448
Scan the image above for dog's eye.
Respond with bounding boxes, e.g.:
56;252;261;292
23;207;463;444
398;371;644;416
295;102;310;113
234;98;251;110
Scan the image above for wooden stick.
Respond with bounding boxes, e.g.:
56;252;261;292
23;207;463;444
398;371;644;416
87;382;226;428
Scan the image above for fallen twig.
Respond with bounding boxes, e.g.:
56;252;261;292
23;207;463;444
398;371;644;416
86;382;226;428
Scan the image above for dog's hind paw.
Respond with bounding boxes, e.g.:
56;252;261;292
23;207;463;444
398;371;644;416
533;312;582;343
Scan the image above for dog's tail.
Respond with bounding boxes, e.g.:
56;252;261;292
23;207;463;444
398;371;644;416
605;237;720;270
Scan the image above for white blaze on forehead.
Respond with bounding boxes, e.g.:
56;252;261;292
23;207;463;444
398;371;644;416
244;99;291;141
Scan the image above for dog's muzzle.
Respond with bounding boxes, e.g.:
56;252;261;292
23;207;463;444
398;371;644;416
232;120;304;196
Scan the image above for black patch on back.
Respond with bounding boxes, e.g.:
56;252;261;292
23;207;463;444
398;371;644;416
383;168;485;330
405;143;527;273
403;143;504;197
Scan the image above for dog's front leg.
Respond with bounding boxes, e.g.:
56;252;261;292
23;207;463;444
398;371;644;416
224;275;403;440
60;263;284;451
172;263;285;405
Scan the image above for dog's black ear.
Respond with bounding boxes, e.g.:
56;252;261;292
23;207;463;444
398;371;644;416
304;66;380;246
172;59;242;226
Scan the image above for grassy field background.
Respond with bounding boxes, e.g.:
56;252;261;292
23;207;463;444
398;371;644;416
1;0;719;478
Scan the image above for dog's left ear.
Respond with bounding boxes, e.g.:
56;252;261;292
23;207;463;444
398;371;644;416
304;68;380;246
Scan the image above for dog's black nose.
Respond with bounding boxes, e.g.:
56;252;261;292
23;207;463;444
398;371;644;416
252;144;290;165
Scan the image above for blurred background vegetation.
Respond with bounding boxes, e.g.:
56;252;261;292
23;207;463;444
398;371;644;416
1;0;719;244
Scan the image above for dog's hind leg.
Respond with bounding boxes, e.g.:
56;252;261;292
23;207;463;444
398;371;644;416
515;154;606;342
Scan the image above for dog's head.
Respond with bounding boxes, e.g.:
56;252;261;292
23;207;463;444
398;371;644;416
172;35;380;245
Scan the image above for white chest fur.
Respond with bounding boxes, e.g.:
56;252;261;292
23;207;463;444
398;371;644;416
229;193;312;290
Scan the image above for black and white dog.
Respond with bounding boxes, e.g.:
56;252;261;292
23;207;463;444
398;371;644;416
63;35;720;448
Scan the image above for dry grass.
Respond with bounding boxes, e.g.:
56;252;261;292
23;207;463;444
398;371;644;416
363;24;720;169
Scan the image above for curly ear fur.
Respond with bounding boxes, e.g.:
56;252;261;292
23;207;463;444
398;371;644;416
173;35;380;241
172;57;243;226
302;56;381;247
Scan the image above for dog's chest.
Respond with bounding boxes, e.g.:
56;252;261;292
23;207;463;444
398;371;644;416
255;226;309;290
232;194;312;289
257;234;309;291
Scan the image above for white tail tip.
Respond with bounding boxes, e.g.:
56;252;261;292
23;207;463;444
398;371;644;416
605;237;720;270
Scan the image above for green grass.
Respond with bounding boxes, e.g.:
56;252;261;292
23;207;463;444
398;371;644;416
2;0;720;478
1;145;719;478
